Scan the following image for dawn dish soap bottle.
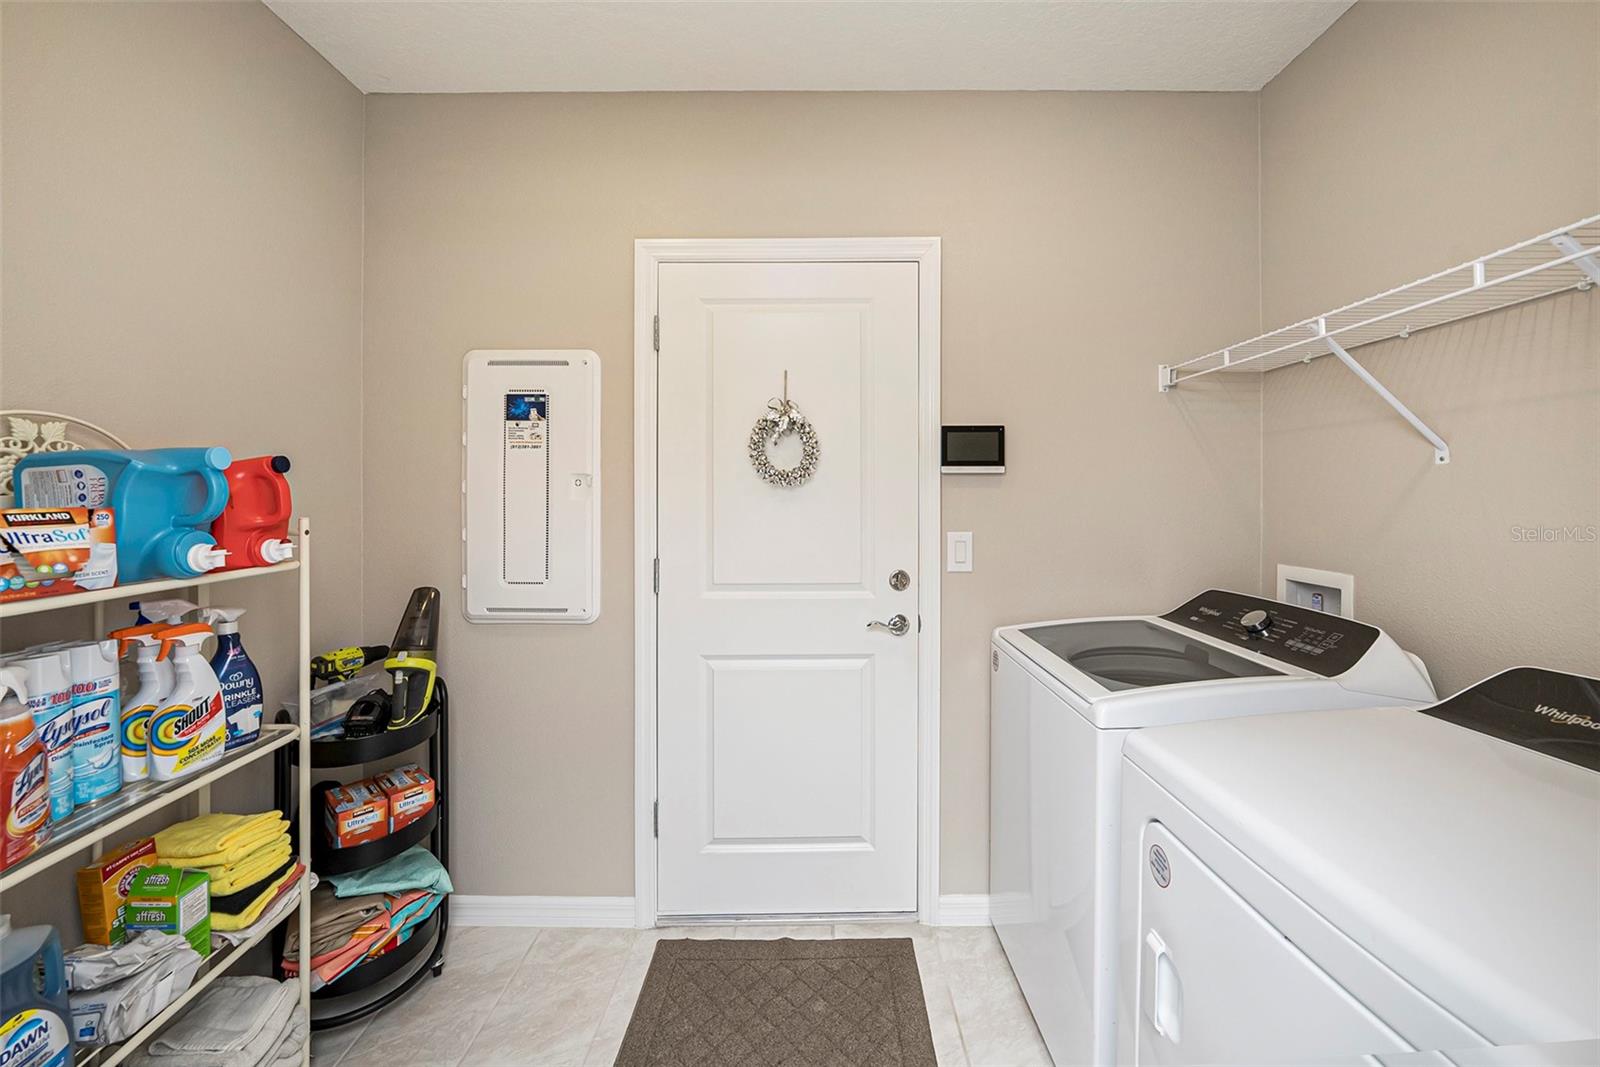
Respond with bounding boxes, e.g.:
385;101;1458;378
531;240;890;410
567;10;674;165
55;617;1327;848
0;914;74;1066
197;608;263;750
147;624;227;782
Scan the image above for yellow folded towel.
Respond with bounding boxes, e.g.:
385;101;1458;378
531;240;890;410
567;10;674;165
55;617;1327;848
155;812;288;867
198;837;293;895
211;864;303;931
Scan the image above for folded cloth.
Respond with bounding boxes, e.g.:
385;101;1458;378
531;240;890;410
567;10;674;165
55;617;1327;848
155;813;288;868
282;885;385;963
213;871;316;950
210;856;296;915
264;1011;307;1066
283;890;443;991
127;976;295;1067
212;864;304;932
198;838;292;896
325;845;453;898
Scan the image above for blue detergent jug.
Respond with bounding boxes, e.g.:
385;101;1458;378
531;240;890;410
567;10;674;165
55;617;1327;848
14;449;232;582
0;916;74;1067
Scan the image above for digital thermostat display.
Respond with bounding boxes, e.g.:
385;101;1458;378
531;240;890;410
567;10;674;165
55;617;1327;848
941;426;1005;474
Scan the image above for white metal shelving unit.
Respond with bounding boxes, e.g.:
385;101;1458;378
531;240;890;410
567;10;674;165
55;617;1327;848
0;519;313;1067
1159;214;1600;464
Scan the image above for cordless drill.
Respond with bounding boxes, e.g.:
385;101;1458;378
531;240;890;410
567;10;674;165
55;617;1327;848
309;645;389;686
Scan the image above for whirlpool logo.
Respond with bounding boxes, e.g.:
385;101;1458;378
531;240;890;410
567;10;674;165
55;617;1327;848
1534;703;1600;731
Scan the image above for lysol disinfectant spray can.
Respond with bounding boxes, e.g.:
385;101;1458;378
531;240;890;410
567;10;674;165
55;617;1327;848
65;641;121;805
13;652;73;823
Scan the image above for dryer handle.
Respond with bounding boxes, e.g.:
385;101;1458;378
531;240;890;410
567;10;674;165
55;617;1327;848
1144;930;1184;1043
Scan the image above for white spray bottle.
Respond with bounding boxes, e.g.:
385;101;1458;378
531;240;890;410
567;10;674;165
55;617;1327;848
148;623;226;781
108;624;175;782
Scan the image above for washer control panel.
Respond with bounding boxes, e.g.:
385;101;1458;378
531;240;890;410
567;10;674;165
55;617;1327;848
1161;589;1381;677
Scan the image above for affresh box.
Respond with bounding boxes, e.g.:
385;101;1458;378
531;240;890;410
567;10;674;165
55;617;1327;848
373;763;436;833
324;779;389;849
0;507;117;602
75;837;157;946
123;865;211;957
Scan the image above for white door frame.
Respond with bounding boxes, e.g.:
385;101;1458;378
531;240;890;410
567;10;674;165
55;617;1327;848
634;237;942;927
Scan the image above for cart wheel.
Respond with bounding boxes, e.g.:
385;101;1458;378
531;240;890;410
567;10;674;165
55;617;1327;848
432;964;444;977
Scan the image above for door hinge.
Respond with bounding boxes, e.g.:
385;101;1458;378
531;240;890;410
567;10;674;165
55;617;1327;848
653;557;660;595
653;800;659;838
653;314;660;353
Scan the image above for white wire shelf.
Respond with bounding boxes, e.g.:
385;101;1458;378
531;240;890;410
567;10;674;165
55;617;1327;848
0;559;300;619
1161;214;1600;388
0;724;300;892
79;885;305;1067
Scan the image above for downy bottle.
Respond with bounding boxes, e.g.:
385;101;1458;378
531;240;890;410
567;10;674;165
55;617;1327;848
147;624;226;781
197;608;263;749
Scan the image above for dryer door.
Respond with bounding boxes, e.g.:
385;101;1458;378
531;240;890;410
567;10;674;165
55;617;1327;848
1132;822;1411;1065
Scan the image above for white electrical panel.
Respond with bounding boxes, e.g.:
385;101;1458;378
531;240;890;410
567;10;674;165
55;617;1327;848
463;349;600;623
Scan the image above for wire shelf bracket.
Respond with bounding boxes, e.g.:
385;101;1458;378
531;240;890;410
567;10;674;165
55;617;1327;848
1158;214;1600;464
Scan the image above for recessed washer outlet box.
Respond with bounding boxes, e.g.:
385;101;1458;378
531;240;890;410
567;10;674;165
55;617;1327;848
1276;564;1355;619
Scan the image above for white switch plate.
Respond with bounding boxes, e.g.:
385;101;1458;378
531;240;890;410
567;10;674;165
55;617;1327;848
946;531;973;572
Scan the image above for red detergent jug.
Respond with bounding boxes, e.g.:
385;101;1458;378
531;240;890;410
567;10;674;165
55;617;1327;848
211;456;294;569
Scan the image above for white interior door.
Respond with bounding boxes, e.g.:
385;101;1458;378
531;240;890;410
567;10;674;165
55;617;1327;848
655;260;921;917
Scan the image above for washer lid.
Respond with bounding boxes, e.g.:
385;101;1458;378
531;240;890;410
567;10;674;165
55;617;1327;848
1124;667;1600;1044
1016;618;1282;692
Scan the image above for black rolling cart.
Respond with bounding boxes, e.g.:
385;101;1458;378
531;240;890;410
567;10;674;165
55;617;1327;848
273;679;451;1029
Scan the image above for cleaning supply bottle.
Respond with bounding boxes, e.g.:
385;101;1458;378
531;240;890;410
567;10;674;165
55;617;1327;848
147;625;226;781
12;448;232;582
196;608;263;749
64;642;121;806
0;671;49;870
0;915;74;1066
12;652;73;823
128;599;197;627
211;455;295;569
108;625;173;783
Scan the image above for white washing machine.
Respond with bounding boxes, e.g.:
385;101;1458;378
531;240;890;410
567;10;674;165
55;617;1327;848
1115;666;1600;1066
990;589;1437;1067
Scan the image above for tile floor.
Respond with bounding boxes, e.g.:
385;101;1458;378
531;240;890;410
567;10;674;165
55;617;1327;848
311;923;1050;1067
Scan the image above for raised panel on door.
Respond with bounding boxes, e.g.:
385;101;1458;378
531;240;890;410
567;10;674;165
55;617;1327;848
656;260;919;917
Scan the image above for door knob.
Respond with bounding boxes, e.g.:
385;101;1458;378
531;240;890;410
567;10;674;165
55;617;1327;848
867;614;911;637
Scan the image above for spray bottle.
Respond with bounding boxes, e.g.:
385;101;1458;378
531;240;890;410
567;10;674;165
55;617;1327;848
0;669;49;869
196;608;263;749
107;624;172;783
64;642;121;806
128;600;197;627
147;625;226;781
12;652;73;823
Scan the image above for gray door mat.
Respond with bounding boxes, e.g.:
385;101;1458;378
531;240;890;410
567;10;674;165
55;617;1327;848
614;937;938;1067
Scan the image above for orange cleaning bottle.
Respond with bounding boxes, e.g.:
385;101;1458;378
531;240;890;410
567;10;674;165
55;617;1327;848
211;455;294;569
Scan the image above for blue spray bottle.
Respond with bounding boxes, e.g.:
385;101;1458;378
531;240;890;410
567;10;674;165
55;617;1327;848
197;608;262;749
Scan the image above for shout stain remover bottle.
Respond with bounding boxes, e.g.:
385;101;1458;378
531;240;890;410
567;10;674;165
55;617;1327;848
0;668;50;869
108;624;174;783
148;624;226;782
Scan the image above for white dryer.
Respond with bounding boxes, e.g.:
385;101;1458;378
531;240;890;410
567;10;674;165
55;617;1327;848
991;590;1436;1067
1116;666;1600;1065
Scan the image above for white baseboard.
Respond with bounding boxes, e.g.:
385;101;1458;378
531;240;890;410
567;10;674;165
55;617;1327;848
450;893;991;928
451;895;638;928
934;894;992;926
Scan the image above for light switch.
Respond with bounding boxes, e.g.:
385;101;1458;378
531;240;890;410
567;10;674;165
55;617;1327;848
947;531;973;573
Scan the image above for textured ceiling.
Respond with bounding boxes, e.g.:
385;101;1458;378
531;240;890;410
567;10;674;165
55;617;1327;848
264;1;1353;94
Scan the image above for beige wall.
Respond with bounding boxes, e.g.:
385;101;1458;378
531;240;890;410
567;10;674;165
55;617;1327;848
361;91;1264;896
0;1;364;929
1259;1;1600;695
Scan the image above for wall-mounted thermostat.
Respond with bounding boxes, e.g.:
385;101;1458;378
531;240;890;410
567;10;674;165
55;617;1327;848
463;349;600;624
941;425;1005;474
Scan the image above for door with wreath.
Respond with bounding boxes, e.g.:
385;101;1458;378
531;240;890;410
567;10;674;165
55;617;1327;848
654;260;921;917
